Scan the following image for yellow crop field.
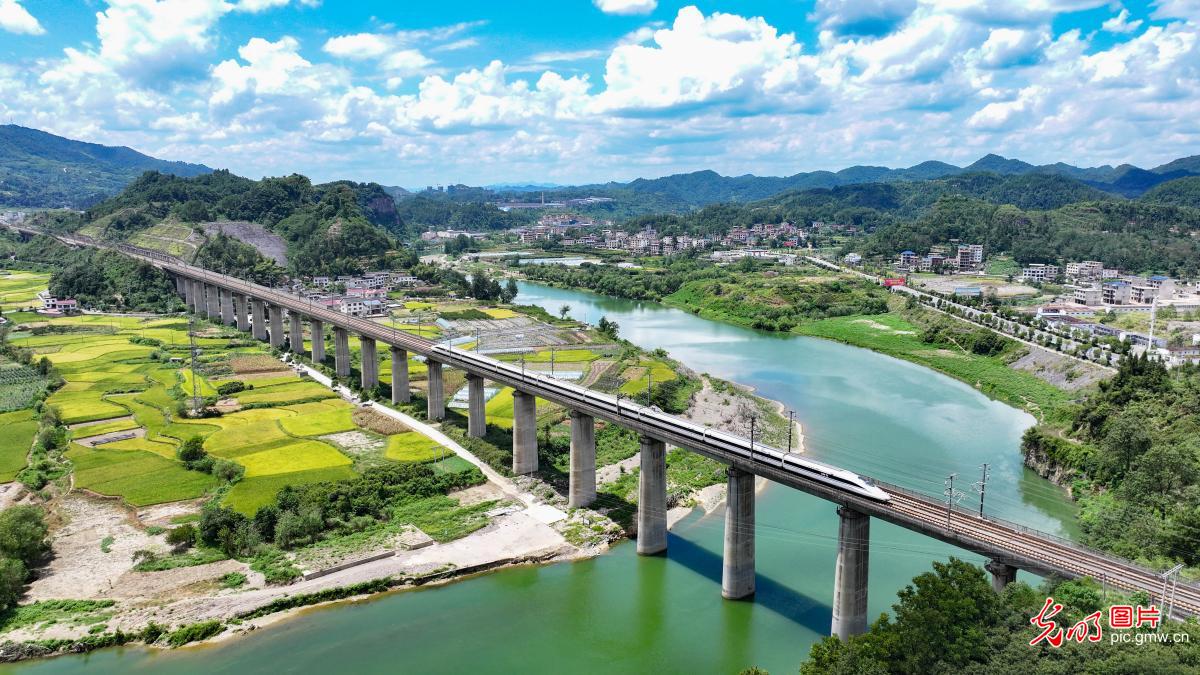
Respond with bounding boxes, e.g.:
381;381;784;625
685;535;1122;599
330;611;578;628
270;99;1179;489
236;440;353;477
485;387;515;429
101;437;178;459
279;407;356;437
235;381;335;405
481;308;518;319
385;432;447;463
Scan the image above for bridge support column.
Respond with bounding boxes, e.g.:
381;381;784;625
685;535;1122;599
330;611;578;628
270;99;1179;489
175;275;186;296
568;411;595;508
289;313;304;353
268;305;284;348
391;347;409;403
234;294;249;332
251;298;266;341
985;560;1017;593
637;436;667;556
722;467;755;600
360;337;378;391
333;327;350;378
220;289;235;326
183;279;195;310
310;319;324;364
832;507;870;640
467;374;486;437
512;390;538;474
191;280;203;314
426;360;445;421
205;284;219;320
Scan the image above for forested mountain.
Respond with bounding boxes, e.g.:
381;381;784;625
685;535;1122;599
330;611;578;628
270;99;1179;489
34;170;401;277
1140;175;1200;208
0;125;211;209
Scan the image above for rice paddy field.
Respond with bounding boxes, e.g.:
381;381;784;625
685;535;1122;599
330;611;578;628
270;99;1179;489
3;309;460;515
0;270;51;311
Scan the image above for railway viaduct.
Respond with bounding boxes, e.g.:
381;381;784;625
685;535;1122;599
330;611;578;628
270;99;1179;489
9;225;1200;636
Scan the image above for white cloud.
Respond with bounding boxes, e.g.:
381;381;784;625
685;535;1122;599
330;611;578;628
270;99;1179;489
210;36;345;126
976;27;1049;68
1102;8;1143;33
1152;0;1200;21
0;0;43;35
597;7;817;112
381;49;433;75
323;33;392;59
811;0;917;35
593;0;656;16
528;49;607;64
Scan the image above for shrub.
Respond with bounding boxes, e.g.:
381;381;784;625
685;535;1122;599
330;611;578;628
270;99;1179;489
220;572;247;589
177;436;206;463
212;458;245;483
250;549;300;585
216;381;245;396
165;525;197;550
166;620;224;647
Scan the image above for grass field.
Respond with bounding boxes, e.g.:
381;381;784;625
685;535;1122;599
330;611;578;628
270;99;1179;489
0;410;36;481
236;440;354;477
278;407;356;436
796;313;1071;419
235;381;335;406
385;432;448;463
71;417;139;438
618;359;676;395
484;387;515;429
481;308;518;319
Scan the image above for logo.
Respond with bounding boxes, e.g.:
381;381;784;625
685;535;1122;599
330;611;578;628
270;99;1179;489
1029;597;1180;647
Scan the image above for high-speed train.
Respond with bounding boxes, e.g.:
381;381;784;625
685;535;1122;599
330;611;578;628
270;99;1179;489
430;342;891;503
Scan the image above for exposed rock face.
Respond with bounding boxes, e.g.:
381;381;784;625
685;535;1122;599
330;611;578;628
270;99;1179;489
1023;442;1076;490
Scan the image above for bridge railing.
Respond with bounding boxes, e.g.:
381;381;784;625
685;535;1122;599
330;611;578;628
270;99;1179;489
871;477;1198;588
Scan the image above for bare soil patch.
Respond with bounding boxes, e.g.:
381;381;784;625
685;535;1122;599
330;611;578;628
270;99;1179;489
353;407;409;435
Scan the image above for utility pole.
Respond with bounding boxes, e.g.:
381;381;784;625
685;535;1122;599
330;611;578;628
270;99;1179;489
645;369;651;406
1162;563;1184;617
1147;297;1159;361
188;318;201;416
944;473;958;527
786;410;795;454
550;346;556;378
973;463;990;518
748;415;757;462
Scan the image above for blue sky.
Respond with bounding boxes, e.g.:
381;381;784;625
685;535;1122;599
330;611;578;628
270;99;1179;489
1;0;1197;187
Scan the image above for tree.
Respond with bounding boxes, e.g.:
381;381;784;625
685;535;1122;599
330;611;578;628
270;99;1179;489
558;304;571;320
177;435;207;464
0;558;27;610
502;278;519;303
1099;410;1153;481
0;506;48;567
597;316;619;339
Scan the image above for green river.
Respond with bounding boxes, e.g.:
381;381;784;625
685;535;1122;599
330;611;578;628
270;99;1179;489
2;282;1079;674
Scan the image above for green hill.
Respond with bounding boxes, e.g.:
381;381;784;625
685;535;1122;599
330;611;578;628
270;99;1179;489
0;125;211;208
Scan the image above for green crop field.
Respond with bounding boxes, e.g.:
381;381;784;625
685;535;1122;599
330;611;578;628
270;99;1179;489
180;369;216;397
385;432;447;463
70;417;138;438
0;270;51;311
234;381;336;405
222;466;358;514
618;360;676;395
67;445;217;506
46;389;130;425
0;410;37;481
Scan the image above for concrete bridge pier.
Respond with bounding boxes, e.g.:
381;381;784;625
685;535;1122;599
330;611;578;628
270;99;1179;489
190;280;203;313
310;319;324;364
174;275;186;296
234;294;249;332
426;360;445;420
511;390;538;474
360;337;378;390
568;411;596;508
722;467;755;600
637;435;667;556
220;289;235;326
183;279;194;310
268;305;284;348
467;374;486;437
205;284;220;320
985;560;1017;593
333;327;350;378
391;347;409;404
251;298;267;341
288;313;304;353
831;507;870;640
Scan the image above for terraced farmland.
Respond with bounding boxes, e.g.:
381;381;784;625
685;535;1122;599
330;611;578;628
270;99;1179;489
3;309;455;515
0;270;51;311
